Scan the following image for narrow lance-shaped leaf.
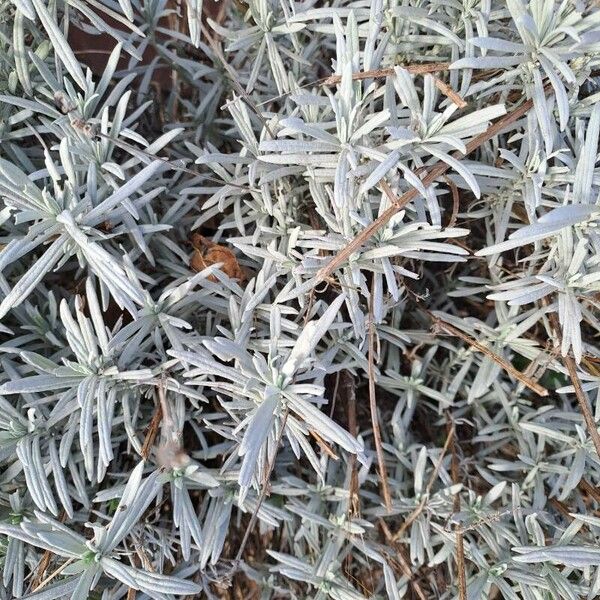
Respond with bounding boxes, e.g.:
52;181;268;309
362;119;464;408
281;294;346;380
31;0;87;90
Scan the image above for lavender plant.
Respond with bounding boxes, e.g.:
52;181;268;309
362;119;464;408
0;0;600;598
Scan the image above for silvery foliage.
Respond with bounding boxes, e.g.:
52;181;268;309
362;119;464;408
0;0;599;598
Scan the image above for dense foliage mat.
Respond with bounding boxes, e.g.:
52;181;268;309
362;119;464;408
1;1;600;598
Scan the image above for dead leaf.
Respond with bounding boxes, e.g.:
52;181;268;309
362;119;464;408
189;233;244;282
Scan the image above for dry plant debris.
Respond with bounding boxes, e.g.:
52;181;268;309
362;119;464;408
0;1;599;600
189;233;245;282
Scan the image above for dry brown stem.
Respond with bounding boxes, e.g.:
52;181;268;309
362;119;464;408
141;402;163;460
448;414;466;600
233;410;290;567
30;511;66;590
444;175;460;228
579;479;600;504
315;94;543;284
379;519;428;600
323;62;451;85
563;354;600;458
433;77;467;108
31;558;75;594
368;292;393;513
393;425;454;542
431;314;548;397
547;311;600;458
341;370;360;517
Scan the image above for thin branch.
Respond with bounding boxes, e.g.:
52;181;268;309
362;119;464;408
342;370;360;517
549;497;574;521
256;61;454;108
256;63;509;109
433;77;467;108
564;354;600;457
448;414;467;600
379;519;428;600
141;402;163;460
315;92;545;284
31;558;75;593
454;501;467;600
403;279;547;395
31;549;54;591
323;62;451;85
430;313;548;397
233;409;290;568
310;429;340;460
450;510;513;535
548;311;600;457
30;510;66;591
393;425;454;542
368;293;393;513
444;174;460;228
578;479;600;504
